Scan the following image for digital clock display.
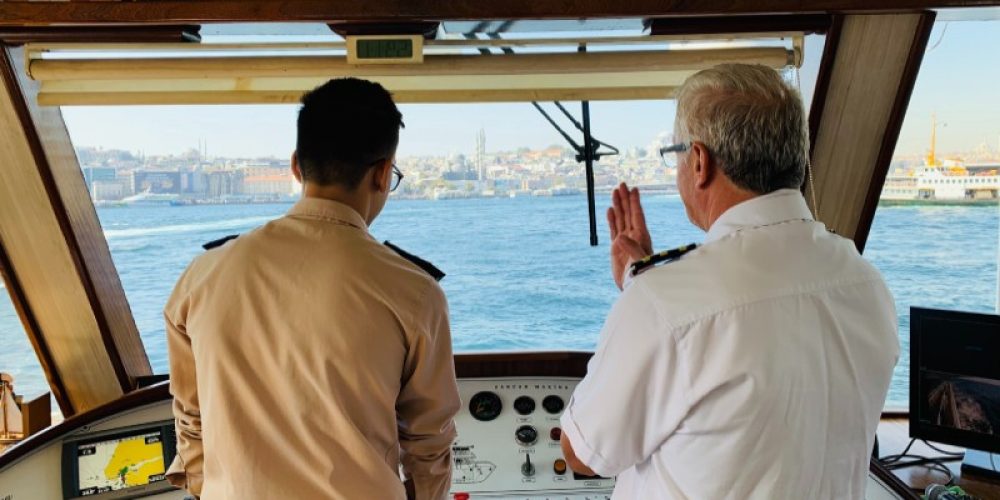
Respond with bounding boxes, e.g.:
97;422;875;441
356;39;414;59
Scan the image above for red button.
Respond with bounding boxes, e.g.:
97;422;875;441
453;493;470;500
550;427;562;441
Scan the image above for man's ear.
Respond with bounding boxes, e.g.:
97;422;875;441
690;141;714;189
371;159;392;193
290;151;303;184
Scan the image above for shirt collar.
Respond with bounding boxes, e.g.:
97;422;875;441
287;197;368;231
704;188;814;244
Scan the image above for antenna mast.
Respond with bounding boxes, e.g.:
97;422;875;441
927;113;937;167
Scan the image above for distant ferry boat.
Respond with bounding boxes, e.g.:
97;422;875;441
120;190;180;206
881;161;999;204
432;189;473;200
532;186;583;197
880;116;999;204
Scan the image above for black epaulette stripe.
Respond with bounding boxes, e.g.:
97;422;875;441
630;243;699;276
202;234;239;250
384;241;446;282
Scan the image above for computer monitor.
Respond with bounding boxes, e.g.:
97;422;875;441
910;306;1000;479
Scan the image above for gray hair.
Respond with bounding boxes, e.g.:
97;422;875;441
674;63;808;194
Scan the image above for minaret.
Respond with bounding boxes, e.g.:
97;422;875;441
476;128;485;181
476;128;486;181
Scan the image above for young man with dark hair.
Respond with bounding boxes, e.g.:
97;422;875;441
165;77;460;499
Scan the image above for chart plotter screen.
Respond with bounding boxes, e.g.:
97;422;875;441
76;431;166;495
62;423;176;499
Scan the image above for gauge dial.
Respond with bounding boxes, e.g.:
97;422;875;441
515;425;538;446
468;391;503;422
513;396;536;415
542;395;565;414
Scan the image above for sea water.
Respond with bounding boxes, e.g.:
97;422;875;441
1;195;998;408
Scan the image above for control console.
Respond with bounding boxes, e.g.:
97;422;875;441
449;377;613;499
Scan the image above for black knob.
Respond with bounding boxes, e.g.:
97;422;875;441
515;425;538;446
542;395;565;414
513;396;536;415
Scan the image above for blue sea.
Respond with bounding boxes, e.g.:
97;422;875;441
1;195;998;409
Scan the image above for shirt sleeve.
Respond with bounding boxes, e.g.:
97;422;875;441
397;283;461;500
560;281;691;477
164;273;204;497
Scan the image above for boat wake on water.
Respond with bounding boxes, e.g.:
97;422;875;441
103;216;273;239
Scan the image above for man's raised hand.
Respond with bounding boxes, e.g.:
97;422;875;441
608;183;654;290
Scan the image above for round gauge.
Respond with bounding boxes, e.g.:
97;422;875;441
513;396;536;415
542;395;565;414
515;425;539;446
468;391;503;421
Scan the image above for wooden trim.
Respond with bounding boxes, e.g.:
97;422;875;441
852;11;936;252
0;237;74;416
0;46;151;412
23;33;809;54
454;351;592;378
803;14;843;206
807;13;934;243
0;1;995;25
1;47;134;395
11;45;153;391
807;14;844;161
647;14;832;35
0;383;170;471
20;392;51;437
327;21;440;38
0;25;200;46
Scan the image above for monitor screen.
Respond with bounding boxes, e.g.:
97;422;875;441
63;422;176;499
76;430;166;495
910;307;1000;454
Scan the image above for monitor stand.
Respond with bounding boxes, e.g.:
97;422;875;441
960;449;1000;480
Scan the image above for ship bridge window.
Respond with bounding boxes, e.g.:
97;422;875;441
864;18;1000;410
4;28;826;391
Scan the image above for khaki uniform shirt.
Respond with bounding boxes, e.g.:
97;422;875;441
165;197;460;499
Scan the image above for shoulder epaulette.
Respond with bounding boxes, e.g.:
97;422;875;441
202;234;239;250
384;241;446;282
629;243;699;277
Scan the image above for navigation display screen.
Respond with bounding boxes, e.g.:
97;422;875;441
75;430;167;496
356;38;413;59
910;308;1000;454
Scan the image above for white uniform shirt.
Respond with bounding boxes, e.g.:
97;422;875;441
561;189;899;499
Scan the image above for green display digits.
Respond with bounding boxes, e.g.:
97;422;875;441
356;39;413;59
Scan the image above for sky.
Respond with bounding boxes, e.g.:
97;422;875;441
60;20;1000;159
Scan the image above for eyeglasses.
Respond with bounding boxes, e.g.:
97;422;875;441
369;158;404;192
390;163;404;192
659;142;692;166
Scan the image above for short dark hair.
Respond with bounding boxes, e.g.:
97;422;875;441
296;78;404;188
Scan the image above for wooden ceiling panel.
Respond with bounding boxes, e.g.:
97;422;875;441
0;0;993;25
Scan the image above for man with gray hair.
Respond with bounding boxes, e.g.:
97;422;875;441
559;63;898;498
